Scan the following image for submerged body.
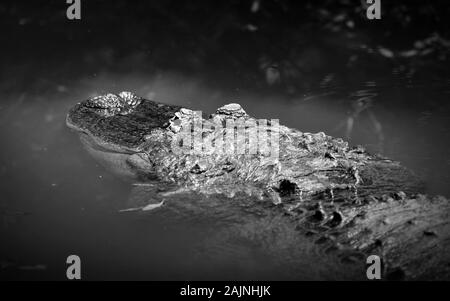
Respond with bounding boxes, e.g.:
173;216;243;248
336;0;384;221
67;92;450;280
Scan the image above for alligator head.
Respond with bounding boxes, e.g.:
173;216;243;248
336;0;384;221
67;92;422;203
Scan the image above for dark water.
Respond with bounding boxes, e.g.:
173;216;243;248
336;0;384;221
0;71;449;280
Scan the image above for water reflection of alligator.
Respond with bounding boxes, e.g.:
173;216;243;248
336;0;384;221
66;92;450;280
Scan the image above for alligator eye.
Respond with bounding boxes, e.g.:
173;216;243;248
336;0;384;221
190;164;202;174
222;162;235;172
118;91;141;106
190;163;207;174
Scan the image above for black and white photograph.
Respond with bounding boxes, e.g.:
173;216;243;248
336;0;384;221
1;0;450;288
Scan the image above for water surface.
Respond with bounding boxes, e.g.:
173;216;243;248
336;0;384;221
0;70;449;280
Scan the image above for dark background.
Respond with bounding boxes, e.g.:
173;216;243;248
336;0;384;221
0;0;449;280
1;0;449;94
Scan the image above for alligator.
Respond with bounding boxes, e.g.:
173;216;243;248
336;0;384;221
66;91;450;280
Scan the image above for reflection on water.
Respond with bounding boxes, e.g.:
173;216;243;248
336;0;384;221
0;71;449;280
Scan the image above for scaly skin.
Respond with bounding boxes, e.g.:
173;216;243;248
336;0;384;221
67;92;450;280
